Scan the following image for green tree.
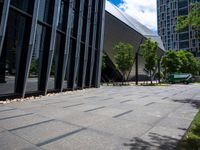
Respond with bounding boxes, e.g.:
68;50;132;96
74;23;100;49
102;52;107;70
29;59;39;76
140;39;158;84
161;50;181;76
177;50;199;75
176;2;200;39
114;42;134;83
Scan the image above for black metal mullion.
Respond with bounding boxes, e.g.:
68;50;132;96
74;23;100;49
43;0;61;95
81;0;93;88
60;0;74;91
88;0;99;87
20;0;41;97
0;0;10;57
94;0;105;87
71;0;84;89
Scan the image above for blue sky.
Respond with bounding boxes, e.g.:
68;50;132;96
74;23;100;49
109;0;121;5
107;0;157;32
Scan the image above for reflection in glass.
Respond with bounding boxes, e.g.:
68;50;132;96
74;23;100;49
0;11;29;95
38;0;55;24
26;25;50;92
11;0;34;14
57;0;69;31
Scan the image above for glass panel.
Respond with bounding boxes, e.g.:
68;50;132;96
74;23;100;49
0;10;29;95
11;0;35;14
57;0;69;31
38;0;55;24
48;33;65;90
0;0;3;23
26;25;51;92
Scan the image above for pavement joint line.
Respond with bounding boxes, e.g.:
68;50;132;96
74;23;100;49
123;94;132;96
36;128;87;147
162;97;168;100
85;96;98;99
144;102;156;106
0;113;33;121
113;110;133;118
138;102;187;138
0;108;16;112
101;98;113;101
8;119;55;132
140;95;149;98
120;100;133;103
84;106;106;112
63;103;84;108
68;95;84;98
45;101;68;105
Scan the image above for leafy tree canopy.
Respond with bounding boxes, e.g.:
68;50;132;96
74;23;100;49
114;42;134;80
176;2;200;38
140;39;158;83
161;50;181;74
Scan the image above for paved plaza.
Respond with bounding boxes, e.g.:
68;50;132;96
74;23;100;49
0;84;200;150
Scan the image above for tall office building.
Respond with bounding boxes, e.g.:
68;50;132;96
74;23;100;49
0;0;105;99
157;0;200;56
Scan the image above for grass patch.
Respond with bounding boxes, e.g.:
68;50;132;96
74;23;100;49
177;110;200;150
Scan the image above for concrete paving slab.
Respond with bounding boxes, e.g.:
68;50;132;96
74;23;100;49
90;118;152;139
40;129;129;150
0;131;41;150
0;84;200;150
11;120;80;144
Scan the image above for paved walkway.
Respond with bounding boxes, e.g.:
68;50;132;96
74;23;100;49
0;84;200;150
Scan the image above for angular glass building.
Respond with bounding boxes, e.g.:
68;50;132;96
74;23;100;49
102;1;165;82
0;0;105;99
157;0;200;56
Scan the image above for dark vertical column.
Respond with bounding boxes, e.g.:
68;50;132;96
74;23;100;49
0;0;10;56
69;0;84;90
16;0;40;97
88;0;99;87
135;52;138;85
158;58;161;83
85;0;97;87
94;0;105;87
80;0;93;88
39;0;60;95
0;34;6;83
60;0;74;91
135;37;144;85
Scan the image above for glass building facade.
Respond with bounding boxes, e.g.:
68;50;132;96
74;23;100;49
0;0;105;99
157;0;200;56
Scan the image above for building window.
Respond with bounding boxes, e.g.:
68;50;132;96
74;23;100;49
11;0;35;14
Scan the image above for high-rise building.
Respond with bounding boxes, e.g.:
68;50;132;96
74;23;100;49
157;0;200;56
0;0;105;99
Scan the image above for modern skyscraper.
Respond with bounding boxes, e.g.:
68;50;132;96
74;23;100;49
0;0;105;99
157;0;200;56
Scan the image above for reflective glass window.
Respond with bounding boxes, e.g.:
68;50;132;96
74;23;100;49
11;0;35;14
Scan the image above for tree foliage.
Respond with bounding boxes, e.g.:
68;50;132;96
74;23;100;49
161;50;200;76
161;50;181;75
102;52;107;70
176;2;200;38
29;59;39;75
140;39;158;83
114;42;134;81
177;50;199;75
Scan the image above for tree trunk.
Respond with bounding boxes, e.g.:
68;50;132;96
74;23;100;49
150;70;153;84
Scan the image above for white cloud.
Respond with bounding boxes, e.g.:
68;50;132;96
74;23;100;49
118;0;157;32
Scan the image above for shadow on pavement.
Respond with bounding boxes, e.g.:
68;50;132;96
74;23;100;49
172;99;200;109
124;132;179;150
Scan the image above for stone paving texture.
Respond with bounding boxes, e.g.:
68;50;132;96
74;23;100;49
0;84;200;150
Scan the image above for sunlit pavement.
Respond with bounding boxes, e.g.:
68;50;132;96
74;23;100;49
0;84;200;150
